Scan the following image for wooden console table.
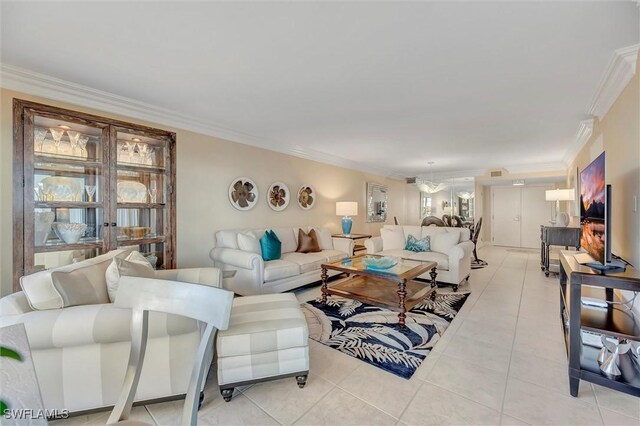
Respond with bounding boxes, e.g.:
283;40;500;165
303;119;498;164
558;251;640;397
540;226;580;276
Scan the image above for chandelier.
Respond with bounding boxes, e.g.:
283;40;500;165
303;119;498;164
415;161;447;193
457;191;474;200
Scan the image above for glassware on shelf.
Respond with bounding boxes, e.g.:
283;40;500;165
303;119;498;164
49;128;65;154
78;136;89;158
148;188;158;203
67;130;81;156
145;147;155;165
85;185;97;202
34;128;48;152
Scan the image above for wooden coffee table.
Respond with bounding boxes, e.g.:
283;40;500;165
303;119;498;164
320;254;437;328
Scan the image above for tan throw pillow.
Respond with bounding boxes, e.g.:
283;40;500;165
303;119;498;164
381;228;406;250
431;231;460;254
106;252;155;302
296;228;321;253
51;258;114;307
237;232;261;255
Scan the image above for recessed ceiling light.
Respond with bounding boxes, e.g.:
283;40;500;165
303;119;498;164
512;179;525;186
59;125;71;130
132;138;141;142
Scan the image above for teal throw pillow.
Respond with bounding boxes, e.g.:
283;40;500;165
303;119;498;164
404;234;431;252
260;230;282;261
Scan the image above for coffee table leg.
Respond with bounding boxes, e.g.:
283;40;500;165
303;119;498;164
430;267;437;301
398;281;407;328
321;267;328;304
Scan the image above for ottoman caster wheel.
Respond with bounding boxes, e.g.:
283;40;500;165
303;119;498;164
220;388;234;402
296;375;308;389
198;391;205;410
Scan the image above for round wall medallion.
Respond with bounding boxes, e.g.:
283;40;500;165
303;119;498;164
228;177;259;211
267;182;290;211
297;185;316;210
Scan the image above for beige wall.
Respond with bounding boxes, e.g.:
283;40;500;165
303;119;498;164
0;89;406;296
567;58;640;270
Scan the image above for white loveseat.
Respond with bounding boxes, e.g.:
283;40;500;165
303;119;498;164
364;225;473;291
0;249;221;413
209;227;354;296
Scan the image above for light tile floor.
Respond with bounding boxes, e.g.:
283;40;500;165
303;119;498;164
54;246;640;425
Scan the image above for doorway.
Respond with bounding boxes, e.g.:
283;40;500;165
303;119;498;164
491;185;552;248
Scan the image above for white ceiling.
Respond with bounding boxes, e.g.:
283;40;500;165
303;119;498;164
1;1;638;178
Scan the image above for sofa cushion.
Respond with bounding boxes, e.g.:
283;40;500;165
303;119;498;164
311;227;333;250
378;249;414;258
0;303;198;350
263;260;300;282
216;230;240;249
20;249;131;311
408;251;450;270
380;228;405;250
260;230;282;261
237;232;261;255
281;252;325;274
431;231;460;255
51;258;114;308
105;251;155;301
271;228;297;254
217;293;308;358
295;229;321;253
319;249;346;262
402;226;422;240
421;226;447;240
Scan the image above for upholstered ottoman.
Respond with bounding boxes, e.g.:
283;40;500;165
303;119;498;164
216;293;309;401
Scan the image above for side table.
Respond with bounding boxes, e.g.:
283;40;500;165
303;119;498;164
540;226;580;276
332;233;372;256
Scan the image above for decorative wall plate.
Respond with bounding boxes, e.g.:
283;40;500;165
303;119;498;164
117;181;147;203
229;177;258;211
267;182;290;211
297;185;315;210
41;176;83;201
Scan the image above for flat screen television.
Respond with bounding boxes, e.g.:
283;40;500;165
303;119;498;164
579;151;608;265
577;152;625;272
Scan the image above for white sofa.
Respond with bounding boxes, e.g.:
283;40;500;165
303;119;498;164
364;225;473;291
0;250;221;413
209;226;354;296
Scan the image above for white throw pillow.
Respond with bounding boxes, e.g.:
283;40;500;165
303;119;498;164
106;251;154;302
381;228;406;250
431;231;460;254
237;232;261;255
311;227;334;250
20;248;131;310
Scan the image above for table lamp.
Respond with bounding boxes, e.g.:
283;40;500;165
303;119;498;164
336;201;358;235
545;189;575;227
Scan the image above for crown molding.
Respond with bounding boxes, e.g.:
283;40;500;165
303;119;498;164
587;44;639;119
0;64;405;180
562;118;594;166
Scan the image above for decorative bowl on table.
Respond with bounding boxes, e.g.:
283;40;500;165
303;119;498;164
34;211;55;246
122;226;151;239
53;222;87;244
362;255;398;270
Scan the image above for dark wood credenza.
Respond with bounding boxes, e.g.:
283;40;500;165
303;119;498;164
540;226;580;276
558;251;640;398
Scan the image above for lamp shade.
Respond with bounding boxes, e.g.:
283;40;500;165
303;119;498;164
545;189;575;201
336;201;358;216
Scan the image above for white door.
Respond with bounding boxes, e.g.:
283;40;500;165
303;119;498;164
521;186;552;248
492;187;522;247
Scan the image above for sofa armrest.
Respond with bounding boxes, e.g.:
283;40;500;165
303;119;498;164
155;268;222;288
364;236;383;254
0;291;33;315
210;247;263;270
331;237;354;255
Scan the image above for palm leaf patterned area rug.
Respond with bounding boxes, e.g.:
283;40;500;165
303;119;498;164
302;292;470;379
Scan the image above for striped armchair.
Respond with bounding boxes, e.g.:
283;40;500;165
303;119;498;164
0;266;222;414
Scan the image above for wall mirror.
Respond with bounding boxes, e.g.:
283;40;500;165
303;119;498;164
366;182;388;223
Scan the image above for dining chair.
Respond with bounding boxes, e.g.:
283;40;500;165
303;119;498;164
107;276;234;426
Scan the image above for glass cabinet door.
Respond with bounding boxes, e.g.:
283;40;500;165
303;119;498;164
111;128;173;270
25;111;109;274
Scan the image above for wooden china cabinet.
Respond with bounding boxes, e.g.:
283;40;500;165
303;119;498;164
12;99;176;291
